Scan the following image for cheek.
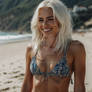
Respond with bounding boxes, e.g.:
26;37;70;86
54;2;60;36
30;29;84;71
37;24;44;36
53;24;59;32
52;25;59;36
37;23;42;31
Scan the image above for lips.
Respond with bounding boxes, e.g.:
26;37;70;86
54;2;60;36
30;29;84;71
43;29;52;32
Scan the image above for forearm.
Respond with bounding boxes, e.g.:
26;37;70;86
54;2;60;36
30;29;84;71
21;80;33;92
74;85;85;92
21;83;28;92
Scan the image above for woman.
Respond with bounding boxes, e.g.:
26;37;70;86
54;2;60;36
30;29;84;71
21;0;86;92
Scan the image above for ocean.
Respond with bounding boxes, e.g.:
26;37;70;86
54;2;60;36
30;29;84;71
0;31;32;44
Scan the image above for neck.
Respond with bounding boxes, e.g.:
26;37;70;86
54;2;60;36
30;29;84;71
41;34;57;48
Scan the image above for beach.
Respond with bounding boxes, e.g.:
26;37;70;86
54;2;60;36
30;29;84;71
0;32;92;92
0;40;31;92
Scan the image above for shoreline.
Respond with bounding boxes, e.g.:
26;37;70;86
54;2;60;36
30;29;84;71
0;38;31;45
0;31;32;45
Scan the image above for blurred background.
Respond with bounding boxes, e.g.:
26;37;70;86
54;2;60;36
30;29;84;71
0;0;92;33
0;0;92;43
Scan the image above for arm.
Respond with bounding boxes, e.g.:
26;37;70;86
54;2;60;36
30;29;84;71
21;46;33;92
72;41;86;92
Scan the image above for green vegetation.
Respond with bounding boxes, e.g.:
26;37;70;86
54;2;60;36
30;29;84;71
0;0;91;32
0;0;41;32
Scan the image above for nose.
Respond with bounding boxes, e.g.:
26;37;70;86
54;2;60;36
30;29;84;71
42;20;48;29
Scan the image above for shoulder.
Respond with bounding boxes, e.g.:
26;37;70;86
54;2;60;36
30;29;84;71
69;40;86;57
26;45;32;53
26;44;33;59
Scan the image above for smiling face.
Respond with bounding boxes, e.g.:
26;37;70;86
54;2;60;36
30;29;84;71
37;7;60;39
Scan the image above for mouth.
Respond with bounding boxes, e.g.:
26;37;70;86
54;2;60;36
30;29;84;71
43;29;52;32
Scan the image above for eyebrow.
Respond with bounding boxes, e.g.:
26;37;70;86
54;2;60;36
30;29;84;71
38;16;54;19
47;16;54;19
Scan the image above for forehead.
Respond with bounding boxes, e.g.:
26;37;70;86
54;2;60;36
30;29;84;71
38;7;53;17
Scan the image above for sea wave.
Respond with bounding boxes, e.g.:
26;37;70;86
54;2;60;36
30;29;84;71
0;32;32;44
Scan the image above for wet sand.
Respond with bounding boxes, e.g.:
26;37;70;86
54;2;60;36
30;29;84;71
0;32;92;92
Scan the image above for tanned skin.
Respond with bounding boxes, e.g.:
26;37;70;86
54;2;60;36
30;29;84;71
21;7;86;92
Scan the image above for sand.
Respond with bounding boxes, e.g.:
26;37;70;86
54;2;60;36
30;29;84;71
0;32;92;92
0;40;30;92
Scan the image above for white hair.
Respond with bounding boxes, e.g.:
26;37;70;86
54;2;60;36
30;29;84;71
31;0;72;52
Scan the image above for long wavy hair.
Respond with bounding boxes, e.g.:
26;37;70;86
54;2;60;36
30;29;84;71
31;0;72;52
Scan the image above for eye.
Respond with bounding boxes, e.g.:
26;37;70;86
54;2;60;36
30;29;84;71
47;18;54;22
48;18;54;20
39;18;44;22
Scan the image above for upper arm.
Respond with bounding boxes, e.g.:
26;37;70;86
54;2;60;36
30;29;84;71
25;46;33;77
21;46;33;92
72;41;86;92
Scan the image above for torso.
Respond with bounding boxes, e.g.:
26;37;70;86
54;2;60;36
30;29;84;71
30;41;74;92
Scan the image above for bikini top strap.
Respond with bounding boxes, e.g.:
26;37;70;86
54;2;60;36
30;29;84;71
32;48;39;63
63;41;71;57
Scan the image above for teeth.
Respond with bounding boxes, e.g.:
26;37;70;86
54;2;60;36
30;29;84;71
43;29;51;32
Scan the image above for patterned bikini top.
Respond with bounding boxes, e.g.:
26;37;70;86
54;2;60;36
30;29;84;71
30;42;70;78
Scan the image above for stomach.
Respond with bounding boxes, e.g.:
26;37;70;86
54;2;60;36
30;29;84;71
32;75;70;92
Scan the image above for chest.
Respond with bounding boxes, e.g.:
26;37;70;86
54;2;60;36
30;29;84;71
36;54;58;72
36;52;73;73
